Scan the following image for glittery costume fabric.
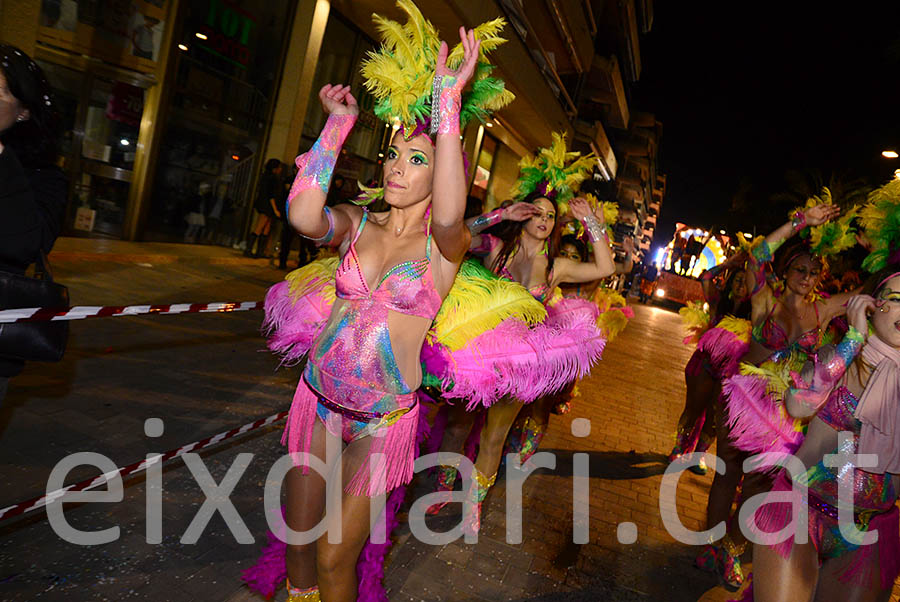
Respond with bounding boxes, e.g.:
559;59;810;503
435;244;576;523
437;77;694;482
750;386;900;589
280;210;443;496
305;210;442;440
288;113;356;206
475;233;552;303
430;75;461;137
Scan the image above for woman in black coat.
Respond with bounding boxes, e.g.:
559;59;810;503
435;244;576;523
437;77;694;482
0;45;67;400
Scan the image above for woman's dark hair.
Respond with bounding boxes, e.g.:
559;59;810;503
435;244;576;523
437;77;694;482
559;234;588;262
0;44;59;168
774;240;821;279
862;266;900;297
490;191;562;277
264;157;282;172
715;268;752;322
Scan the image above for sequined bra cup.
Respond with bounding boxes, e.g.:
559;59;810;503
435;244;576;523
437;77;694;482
333;211;443;319
305;210;442;407
752;300;821;357
481;234;553;304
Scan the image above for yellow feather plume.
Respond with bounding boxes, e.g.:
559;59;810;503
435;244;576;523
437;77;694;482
362;1;513;130
716;315;751;343
597;308;629;341
591;286;627;313
285;257;340;303
679;301;710;345
429;261;547;351
740;359;793;397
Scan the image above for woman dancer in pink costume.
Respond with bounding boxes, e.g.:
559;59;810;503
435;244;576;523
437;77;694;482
746;282;899;601
431;193;616;533
280;29;481;601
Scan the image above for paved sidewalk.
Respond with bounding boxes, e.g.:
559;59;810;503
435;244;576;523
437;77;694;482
49;236;275;266
1;247;897;601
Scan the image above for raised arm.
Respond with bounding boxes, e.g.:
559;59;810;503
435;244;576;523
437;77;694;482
554;198;616;283
699;249;747;303
467;201;539;253
287;84;359;247
743;203;841;298
429;27;481;264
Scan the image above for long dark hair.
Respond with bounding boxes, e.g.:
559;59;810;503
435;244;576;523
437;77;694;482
0;44;59;168
715;268;752;322
775;240;822;280
490;191;563;277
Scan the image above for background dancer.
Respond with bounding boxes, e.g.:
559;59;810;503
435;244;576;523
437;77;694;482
429;135;616;534
669;250;751;475
710;194;857;589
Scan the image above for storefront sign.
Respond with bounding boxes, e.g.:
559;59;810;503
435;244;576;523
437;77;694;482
196;0;256;68
106;82;145;126
74;207;97;232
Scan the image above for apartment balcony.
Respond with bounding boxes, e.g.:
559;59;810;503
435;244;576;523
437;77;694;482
582;55;629;129
574;119;617;180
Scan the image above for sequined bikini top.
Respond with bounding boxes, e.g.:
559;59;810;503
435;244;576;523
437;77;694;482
752;299;821;355
334;210;443;320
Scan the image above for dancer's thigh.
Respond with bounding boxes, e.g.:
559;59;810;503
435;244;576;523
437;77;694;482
752;541;817;602
815;543;892;602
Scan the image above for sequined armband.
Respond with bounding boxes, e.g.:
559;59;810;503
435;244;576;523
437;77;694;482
287;113;356;207
581;214;608;245
429;74;462;137
836;326;865;364
470;208;504;234
302;206;335;245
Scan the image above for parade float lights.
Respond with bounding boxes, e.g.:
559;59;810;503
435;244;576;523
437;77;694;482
883;150;898;158
660;224;729;278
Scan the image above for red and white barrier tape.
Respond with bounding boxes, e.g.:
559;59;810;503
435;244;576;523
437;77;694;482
0;301;263;324
0;409;288;522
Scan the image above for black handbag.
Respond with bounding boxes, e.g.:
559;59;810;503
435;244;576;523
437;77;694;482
0;252;69;362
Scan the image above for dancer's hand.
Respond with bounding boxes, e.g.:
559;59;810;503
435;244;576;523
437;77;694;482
623;235;634;255
570;197;600;224
847;294;876;336
436;27;481;90
803;203;840;227
318;84;358;117
503;202;540;222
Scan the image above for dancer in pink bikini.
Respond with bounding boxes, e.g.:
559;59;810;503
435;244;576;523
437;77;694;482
265;3;514;598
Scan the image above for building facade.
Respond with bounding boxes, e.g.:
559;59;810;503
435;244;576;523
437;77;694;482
2;0;665;259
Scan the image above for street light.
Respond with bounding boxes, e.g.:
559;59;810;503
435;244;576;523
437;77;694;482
883;150;898;159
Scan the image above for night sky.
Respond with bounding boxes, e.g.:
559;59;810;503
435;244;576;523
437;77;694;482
632;2;900;248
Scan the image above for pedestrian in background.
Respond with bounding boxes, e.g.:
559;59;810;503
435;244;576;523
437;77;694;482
0;45;66;403
639;260;658;302
245;158;283;258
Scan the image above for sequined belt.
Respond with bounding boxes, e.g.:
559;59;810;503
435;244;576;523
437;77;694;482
306;375;417;429
808;491;880;530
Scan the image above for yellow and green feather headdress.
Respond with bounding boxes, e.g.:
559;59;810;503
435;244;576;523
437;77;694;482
510;132;597;212
859;179;900;272
360;0;514;137
790;187;859;258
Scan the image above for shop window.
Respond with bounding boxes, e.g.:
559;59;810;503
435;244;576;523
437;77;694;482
145;0;293;245
470;134;498;203
299;12;387;205
39;60;145;238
